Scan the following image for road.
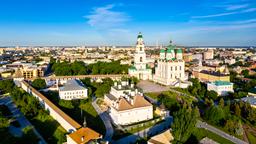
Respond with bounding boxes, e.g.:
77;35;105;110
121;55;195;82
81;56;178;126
0;96;47;144
141;82;247;144
113;117;172;144
197;121;248;144
91;98;114;142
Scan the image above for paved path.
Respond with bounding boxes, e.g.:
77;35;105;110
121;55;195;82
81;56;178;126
113;117;172;144
137;80;169;93
91;98;114;142
0;96;47;144
169;87;198;101
197;120;248;144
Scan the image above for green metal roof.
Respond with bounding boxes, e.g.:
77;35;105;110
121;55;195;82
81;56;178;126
137;32;143;38
129;65;136;70
160;49;165;53
213;81;232;86
177;49;182;53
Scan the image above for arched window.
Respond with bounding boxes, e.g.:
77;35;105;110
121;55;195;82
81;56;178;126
140;57;143;62
140;47;142;51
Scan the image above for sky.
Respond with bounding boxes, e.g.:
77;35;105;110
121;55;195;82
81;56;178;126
0;0;256;46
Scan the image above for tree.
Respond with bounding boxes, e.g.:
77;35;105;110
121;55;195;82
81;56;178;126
205;106;225;125
171;105;199;143
234;103;241;117
206;90;218;100
247;108;256;124
241;69;249;78
224;117;243;136
0;80;15;94
58;100;74;109
32;78;46;90
219;98;225;108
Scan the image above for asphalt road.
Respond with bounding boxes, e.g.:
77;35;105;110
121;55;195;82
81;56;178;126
91;98;114;142
197;120;248;144
0;96;47;144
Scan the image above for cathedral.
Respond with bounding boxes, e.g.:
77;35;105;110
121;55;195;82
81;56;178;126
153;41;186;86
129;33;188;87
128;32;152;80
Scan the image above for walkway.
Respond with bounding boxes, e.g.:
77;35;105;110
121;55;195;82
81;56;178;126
91;97;114;142
113;117;172;144
169;87;198;101
0;96;47;144
197;120;248;144
137;80;169;93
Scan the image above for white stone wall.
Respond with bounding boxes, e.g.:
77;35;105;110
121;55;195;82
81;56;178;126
20;81;80;133
110;106;153;125
153;60;185;85
59;89;87;100
67;136;76;144
207;83;234;96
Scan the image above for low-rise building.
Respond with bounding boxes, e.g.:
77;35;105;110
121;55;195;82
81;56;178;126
58;79;88;100
203;49;214;60
67;127;102;144
192;70;230;82
207;81;234;96
104;81;153;125
241;96;256;109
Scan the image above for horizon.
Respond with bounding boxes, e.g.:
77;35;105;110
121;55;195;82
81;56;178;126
0;0;256;46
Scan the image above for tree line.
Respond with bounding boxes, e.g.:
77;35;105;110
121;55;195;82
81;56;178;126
51;60;129;76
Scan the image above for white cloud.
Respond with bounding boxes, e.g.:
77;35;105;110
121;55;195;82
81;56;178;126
85;4;130;29
192;12;237;18
224;4;249;11
241;7;256;12
192;7;256;19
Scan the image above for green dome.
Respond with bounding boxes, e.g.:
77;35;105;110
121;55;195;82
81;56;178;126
177;49;182;53
160;49;165;53
166;49;172;53
137;32;143;38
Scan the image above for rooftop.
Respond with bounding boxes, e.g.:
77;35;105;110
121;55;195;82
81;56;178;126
241;96;256;106
200;70;229;77
68;127;101;144
211;81;233;86
59;79;86;91
116;95;152;111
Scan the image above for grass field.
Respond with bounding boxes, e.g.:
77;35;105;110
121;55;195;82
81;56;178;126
189;128;234;144
31;112;66;144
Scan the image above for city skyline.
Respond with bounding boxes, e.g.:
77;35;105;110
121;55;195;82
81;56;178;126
0;0;256;46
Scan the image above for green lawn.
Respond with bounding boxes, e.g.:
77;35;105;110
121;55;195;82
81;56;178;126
189;128;234;144
79;101;106;135
42;91;106;135
145;92;162;100
31;112;66;144
247;132;256;144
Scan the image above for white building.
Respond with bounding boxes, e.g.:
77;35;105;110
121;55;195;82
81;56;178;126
207;81;234;96
128;32;152;80
58;79;88;100
153;41;186;86
104;81;153;125
203;49;214;60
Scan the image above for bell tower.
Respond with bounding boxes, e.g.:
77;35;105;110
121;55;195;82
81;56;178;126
134;32;147;70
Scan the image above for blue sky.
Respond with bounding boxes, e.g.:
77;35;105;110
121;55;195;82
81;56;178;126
0;0;256;46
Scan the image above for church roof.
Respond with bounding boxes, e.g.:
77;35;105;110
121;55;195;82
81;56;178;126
160;49;165;53
137;32;143;38
176;49;182;54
